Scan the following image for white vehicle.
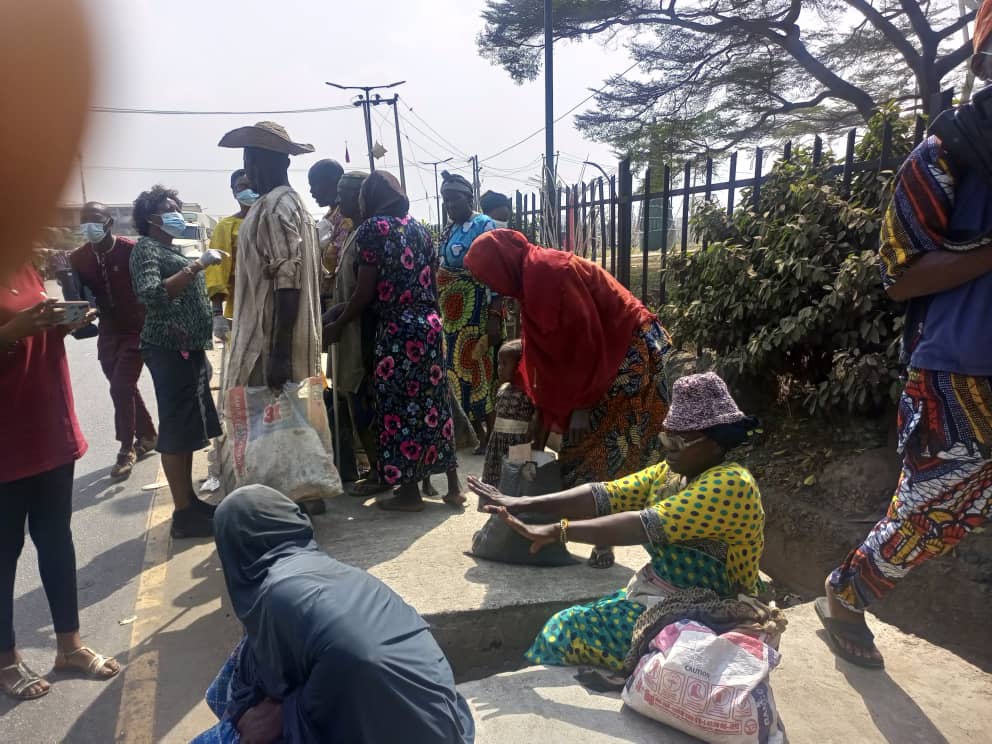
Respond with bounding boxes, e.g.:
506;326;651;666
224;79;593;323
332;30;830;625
174;212;216;258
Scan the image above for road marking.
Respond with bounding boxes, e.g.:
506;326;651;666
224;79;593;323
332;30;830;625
114;463;172;744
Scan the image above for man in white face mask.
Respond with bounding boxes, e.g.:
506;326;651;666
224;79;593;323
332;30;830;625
70;201;157;479
480;190;512;229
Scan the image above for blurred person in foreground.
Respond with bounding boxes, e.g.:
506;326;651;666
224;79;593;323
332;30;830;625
71;201;157;480
130;185;224;538
192;485;475;743
204;169;259;341
819;1;992;669
218;121;329;515
0;260;119;701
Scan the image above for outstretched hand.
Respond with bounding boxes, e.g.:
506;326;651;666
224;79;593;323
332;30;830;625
490;507;559;554
466;475;514;514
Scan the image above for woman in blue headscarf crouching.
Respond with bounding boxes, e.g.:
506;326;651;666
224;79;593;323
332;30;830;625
192;485;475;744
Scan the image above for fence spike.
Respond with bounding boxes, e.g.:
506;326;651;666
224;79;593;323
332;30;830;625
641;166;652;302
813;136;823;166
753;147;764;209
681;161;691;259
727;152;738;216
842;128;857;197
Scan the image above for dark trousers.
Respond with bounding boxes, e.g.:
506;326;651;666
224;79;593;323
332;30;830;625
0;463;79;652
98;332;156;448
324;390;359;483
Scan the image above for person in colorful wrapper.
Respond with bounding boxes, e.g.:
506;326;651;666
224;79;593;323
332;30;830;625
818;1;992;669
325;172;463;512
465;229;673;570
468;372;763;672
70;201;157;479
204;169;259;340
437;171;500;454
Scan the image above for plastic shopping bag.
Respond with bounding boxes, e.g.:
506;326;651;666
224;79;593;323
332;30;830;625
225;376;343;502
622;619;786;744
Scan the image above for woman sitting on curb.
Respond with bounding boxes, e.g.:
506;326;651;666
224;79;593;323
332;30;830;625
467;372;764;672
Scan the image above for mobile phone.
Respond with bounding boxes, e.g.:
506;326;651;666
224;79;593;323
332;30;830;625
53;301;91;325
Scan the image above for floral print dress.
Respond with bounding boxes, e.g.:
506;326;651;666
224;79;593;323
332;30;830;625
356;216;457;486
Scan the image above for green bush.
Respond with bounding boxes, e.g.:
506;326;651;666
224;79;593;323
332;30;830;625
662;113;913;415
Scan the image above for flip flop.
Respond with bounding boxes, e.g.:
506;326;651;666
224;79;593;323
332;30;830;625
0;662;50;700
814;596;884;669
377;496;425;513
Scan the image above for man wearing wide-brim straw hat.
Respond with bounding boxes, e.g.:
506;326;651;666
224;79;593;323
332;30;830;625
217;121;336;513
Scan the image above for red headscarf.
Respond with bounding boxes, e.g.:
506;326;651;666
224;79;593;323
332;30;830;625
465;229;655;432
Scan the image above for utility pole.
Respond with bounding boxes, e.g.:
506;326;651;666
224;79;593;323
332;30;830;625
543;0;556;245
468;155;481;211
326;80;406;173
420;157;453;233
389;95;407;192
77;152;87;203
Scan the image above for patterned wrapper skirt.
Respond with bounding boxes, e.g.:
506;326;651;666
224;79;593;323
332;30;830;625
437;266;497;427
558;319;672;487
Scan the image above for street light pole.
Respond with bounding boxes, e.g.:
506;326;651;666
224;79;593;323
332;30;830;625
420;157;453;233
326;80;406;173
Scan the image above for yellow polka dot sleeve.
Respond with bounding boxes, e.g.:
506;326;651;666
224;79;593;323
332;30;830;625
640;464;763;546
589;461;672;516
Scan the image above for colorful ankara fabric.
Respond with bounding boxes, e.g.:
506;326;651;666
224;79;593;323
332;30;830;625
129;236;213;351
438;215;498;426
829;369;992;611
525;461;764;671
204;215;242;319
481;382;535;486
558;320;672;488
878;136;992;375
464;230;658;433
356;214;456;486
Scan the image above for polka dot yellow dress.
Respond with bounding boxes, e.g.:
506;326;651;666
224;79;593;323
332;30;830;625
525;461;764;672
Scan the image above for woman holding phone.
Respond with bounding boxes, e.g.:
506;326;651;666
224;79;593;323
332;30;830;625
0;261;120;701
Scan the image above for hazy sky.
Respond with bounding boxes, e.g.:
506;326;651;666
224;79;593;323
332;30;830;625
72;0;634;222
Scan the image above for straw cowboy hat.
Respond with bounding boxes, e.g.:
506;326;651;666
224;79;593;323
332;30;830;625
218;121;315;156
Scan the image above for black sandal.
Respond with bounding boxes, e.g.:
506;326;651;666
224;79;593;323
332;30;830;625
814;597;884;669
588;547;615;570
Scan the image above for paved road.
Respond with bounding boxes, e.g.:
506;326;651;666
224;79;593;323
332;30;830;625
1;282;160;743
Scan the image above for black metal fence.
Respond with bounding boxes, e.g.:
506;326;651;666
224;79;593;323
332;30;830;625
511;117;928;307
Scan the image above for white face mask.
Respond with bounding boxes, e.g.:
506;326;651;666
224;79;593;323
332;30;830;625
492;220;509;229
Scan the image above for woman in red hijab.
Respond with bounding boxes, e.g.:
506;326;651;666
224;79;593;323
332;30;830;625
465;230;673;568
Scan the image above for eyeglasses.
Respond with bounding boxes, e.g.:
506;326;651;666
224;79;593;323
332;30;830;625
660;432;706;452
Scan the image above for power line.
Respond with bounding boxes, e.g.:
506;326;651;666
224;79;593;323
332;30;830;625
89;104;354;116
397;97;469;158
480;51;654;164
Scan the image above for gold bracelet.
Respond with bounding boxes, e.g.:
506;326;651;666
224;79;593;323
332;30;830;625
559;518;569;544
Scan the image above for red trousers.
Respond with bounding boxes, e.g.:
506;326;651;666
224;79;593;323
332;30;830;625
98;331;156;448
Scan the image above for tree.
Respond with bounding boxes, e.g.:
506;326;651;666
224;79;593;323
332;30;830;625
477;1;977;159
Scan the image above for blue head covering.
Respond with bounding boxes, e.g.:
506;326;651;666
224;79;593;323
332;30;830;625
213;485;476;743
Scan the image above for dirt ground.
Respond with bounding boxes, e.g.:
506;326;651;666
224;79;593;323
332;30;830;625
736;409;992;671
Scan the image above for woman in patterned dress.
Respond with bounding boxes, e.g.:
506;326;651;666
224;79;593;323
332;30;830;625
467;372;764;672
437;171;500;453
465;229;673;569
325;172;463;512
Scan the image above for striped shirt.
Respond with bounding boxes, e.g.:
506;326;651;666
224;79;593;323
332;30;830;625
223;185;323;390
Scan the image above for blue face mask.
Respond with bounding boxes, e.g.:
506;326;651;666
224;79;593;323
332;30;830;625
158;211;188;238
80;222;108;244
236;189;260;206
